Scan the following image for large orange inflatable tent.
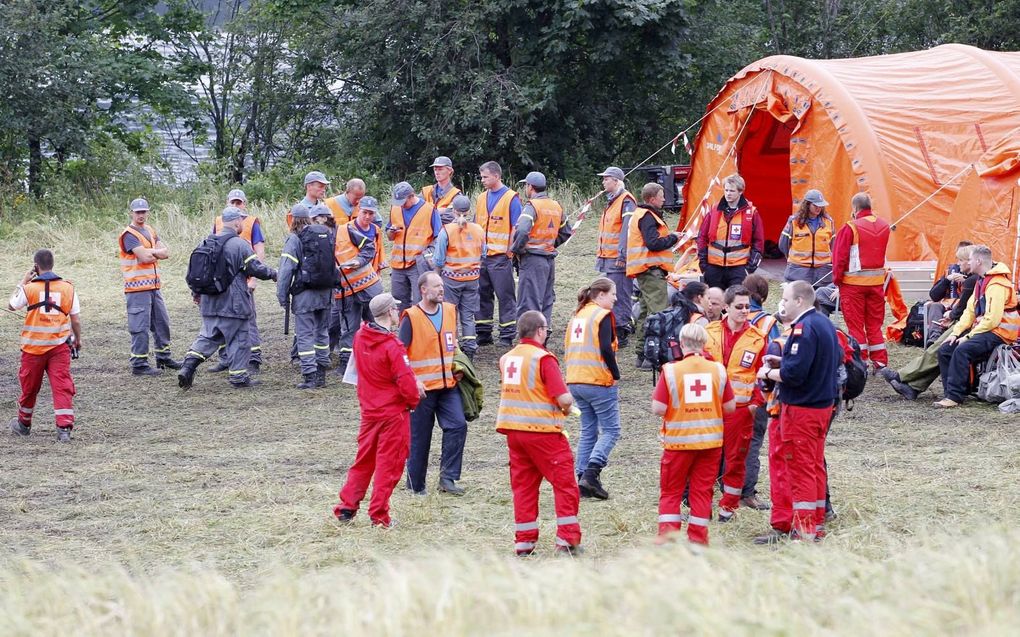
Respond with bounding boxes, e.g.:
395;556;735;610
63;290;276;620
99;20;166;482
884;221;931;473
679;44;1020;262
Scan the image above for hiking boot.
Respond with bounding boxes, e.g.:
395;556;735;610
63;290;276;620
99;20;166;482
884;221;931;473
177;357;200;389
578;464;609;500
617;329;630;348
718;510;735;523
247;361;261;375
740;495;771;511
438;477;465;496
877;367;900;383
56;427;71;443
476;334;494;347
315;366;328;388
752;529;790;545
825;508;838;522
296;373;317;390
9;418;30;436
335;354;350;377
554;543;584;557
231;377;261;389
890;379;920;401
933;397;959;408
156;358;183;371
132;365;161;377
333;506;355;523
208;359;230;373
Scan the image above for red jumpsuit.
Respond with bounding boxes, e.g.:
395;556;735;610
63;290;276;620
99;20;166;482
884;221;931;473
832;209;890;367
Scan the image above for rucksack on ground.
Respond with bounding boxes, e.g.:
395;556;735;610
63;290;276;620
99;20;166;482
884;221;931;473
292;226;339;294
901;301;926;347
836;327;867;409
642;295;698;373
186;234;232;295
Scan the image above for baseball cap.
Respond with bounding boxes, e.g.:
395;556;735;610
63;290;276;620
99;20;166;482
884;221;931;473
803;189;829;207
369;293;400;318
518;171;547;189
129;198;150;212
221;206;244;222
392;181;415;204
303;171;331;186
227;189;247;204
451;194;471;212
290;203;312;219
309;203;331;219
430;156;453;168
597;166;626;181
360;196;380;213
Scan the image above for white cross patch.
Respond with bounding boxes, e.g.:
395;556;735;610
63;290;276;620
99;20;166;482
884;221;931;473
684;373;713;404
569;318;586;344
740;350;756;368
36;291;62;315
503;355;524;385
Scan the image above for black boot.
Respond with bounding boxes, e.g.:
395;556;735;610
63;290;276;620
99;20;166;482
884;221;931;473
578;463;609;500
335;353;350;376
177;357;201;389
208;358;230;373
156;357;183;370
315;365;328;388
296;373;317;390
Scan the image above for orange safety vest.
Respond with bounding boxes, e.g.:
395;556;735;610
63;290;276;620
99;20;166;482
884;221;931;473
785;216;834;267
974;271;1020;343
323;196;355;226
668;249;701;291
20;278;74;355
626;206;674;277
705;321;766;406
423;184;462;210
522;198;563;254
389;202;437;269
441;221;484;282
214;215;259;246
749;311;778;343
706;204;757;267
476;189;517;256
564;302;617;386
496;342;566;434
334;222;382;297
404;302;458;391
659;354;726;450
597;191;636;260
842;214;889;286
118;224;161;293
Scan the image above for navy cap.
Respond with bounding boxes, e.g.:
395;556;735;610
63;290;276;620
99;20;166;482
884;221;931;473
392;181;415;204
360;196;380;213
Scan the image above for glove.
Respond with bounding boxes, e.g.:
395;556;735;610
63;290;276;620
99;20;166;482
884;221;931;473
699;259;708;273
747;251;762;273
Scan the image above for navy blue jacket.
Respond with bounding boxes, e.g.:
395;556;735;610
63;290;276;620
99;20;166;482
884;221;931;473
779;308;840;408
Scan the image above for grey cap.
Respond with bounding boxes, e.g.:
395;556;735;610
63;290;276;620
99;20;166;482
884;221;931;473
290;203;312;220
309;203;331;219
597;166;626;181
518;171;547;189
369;293;400;318
392;181;415;204
303;171;331;186
227;188;247;204
430;156;453;168
360;196;380;213
129;198;150;212
221;206;244;222
451;194;471;212
803;189;829;207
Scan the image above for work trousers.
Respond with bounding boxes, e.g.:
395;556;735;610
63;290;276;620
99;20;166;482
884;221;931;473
767;415;792;532
391;259;430;309
602;270;633;333
658;446;722;545
569;383;621;474
703;264;748;290
186;316;253;385
478;254;517;341
18;346;75;430
899;326;954;391
742;404;769;498
337;411;411;527
505;430;581;554
125;289;173;369
719;405;755;514
634;268;670;357
783;263;833;286
406;387;467;493
443;277;480;355
333;284;379;357
840;284;888;366
295;308;330;375
215;290;261;366
779;404;829;540
515;254;556;330
938;331;1003;402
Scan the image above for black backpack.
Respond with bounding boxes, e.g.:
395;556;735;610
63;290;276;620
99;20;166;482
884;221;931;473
642;295;699;371
836;328;868;406
901;301;926;347
186;234;233;296
292;226;339;294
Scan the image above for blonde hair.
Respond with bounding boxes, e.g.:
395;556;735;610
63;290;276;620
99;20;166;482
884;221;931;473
956;244;974;260
679;323;708;350
723;174;745;192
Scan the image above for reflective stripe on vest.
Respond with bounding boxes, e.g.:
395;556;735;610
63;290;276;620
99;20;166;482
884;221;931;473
496;343;566;433
476;190;517;256
335;222;382;296
786;216;834;267
21;279;74;355
842;215;889;286
564;303;617;386
404;302;457;391
705;322;766;405
596;192;636;260
523;198;563;254
707;205;756;267
975;272;1020;343
626;206;675;277
389;202;437;269
659;356;725;450
441;222;484;282
423;185;462;210
118;224;161;292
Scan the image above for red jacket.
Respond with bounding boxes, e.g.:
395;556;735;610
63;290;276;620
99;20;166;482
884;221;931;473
696;196;764;266
831;209;890;285
354;322;421;418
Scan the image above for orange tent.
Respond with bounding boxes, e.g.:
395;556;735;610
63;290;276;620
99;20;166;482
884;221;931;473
679;44;1020;262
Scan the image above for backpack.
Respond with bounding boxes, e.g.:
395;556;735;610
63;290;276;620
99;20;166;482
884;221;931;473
292;226;339;294
836;328;867;408
901;301;926;347
186;234;233;296
642;295;699;372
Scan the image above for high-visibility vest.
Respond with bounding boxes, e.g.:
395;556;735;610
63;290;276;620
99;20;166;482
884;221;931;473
974;271;1020;343
323;196;355;226
423;184;462;210
659;354;726;450
784;215;834;267
20;278;74;355
118;224;161;293
626;206;674;277
564;302;617;386
522;198;563;254
749;310;778;343
765;331;790;417
706;204;757;267
597;191;636;260
476;189;517;256
441;222;484;282
705;321;766;406
389;202;436;269
214;215;258;246
496;342;566;434
668;253;701;291
334;222;382;296
404;302;458;391
842;212;889;286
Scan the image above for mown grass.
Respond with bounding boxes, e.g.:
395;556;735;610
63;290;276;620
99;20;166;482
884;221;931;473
1;183;1019;635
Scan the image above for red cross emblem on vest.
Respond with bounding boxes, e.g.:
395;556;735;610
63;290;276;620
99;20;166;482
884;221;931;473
503;355;523;385
569;318;585;344
684;372;713;404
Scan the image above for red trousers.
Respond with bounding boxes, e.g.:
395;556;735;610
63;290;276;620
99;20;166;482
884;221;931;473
18;347;75;429
336;412;410;526
718;406;754;514
505;430;581;554
779;404;829;539
768;415;792;533
659;446;722;545
840;284;887;366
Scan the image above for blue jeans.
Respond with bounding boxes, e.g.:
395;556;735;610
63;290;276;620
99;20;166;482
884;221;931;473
569;383;621;474
406;387;467;492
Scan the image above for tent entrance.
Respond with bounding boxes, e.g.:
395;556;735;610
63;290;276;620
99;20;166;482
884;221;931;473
736;110;794;248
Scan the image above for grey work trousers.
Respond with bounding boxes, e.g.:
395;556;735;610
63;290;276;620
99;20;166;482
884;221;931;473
603;270;633;332
186;316;253;385
443;277;480;354
334;284;379;356
126;289;173;368
515;254;556;330
295;308;331;375
478;253;517;341
390;258;430;309
217;289;262;365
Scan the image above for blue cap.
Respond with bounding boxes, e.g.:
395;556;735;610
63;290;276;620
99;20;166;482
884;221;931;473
221;206;244;222
360;196;380;213
451;194;471;212
597;166;625;181
518;171;547;189
290;203;312;219
392;181;415;204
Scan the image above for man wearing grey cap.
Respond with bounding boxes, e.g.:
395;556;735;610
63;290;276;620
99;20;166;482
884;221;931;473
387;182;441;308
596;166;638;346
778;188;835;285
118;198;181;375
333;196;385;374
422;156;462;217
431;194;485;360
288;171;331;230
511;171;572;331
177;206;278;390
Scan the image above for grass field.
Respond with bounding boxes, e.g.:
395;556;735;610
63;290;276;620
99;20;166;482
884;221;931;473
1;188;1019;635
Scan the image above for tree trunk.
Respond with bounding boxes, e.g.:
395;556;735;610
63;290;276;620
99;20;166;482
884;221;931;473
28;134;43;198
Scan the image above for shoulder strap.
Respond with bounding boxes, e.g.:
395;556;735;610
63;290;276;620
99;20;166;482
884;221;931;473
25;279;70;315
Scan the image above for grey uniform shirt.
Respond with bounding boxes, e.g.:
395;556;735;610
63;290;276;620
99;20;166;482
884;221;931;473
595;189;636;273
199;229;275;319
121;226;154;252
277;225;335;312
